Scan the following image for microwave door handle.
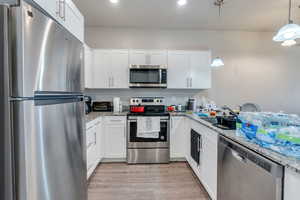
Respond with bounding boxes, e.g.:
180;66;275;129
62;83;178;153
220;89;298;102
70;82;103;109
159;69;162;84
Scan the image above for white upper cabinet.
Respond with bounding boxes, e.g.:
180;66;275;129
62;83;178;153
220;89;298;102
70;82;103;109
167;51;191;89
91;49;111;89
32;0;84;43
32;0;57;19
65;0;84;42
167;50;211;89
84;45;93;88
110;50;129;88
190;51;211;89
89;49;129;89
129;50;167;65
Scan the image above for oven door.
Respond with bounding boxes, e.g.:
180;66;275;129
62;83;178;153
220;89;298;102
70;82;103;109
129;68;167;88
127;117;169;148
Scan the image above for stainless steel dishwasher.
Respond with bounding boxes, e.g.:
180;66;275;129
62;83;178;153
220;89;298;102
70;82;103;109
218;136;283;200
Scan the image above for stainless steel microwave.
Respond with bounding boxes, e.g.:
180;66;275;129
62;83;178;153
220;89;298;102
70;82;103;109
129;65;167;88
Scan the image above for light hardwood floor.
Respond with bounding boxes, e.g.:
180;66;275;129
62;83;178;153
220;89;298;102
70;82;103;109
88;162;210;200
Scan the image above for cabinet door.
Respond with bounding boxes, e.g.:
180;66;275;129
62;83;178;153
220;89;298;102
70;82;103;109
84;45;93;88
149;50;167;65
129;50;147;65
86;125;97;178
104;117;126;159
110;50;129;88
167;51;191;89
170;117;186;158
95;119;103;162
92;50;111;88
190;51;211;89
65;0;84;42
33;0;58;20
200;134;218;200
284;168;300;200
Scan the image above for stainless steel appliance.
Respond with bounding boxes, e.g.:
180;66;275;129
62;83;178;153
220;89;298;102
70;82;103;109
129;65;167;88
0;1;86;200
218;136;283;200
127;97;170;164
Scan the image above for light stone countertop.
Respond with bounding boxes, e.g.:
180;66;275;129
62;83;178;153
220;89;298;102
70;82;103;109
85;111;300;173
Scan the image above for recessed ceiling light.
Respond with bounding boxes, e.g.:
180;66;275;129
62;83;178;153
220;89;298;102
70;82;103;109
177;0;187;6
110;0;119;4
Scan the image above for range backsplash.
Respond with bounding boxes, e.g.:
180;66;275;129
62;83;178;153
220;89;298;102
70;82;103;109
85;89;209;108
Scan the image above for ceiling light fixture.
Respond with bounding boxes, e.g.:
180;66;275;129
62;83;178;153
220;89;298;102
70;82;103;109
281;39;297;46
211;57;225;67
177;0;187;6
273;0;300;42
211;1;225;68
110;0;119;4
214;0;225;16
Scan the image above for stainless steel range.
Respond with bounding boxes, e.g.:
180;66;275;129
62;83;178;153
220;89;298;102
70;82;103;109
127;97;170;164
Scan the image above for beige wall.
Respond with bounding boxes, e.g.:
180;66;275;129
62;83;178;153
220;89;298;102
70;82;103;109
85;27;300;114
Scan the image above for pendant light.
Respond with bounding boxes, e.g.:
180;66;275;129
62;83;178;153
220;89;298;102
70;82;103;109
211;0;225;68
211;57;225;67
273;0;300;42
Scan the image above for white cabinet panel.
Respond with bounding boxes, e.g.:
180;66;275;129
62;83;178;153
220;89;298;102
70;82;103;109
284;168;300;200
129;50;167;65
148;50;167;65
110;50;129;88
32;0;58;20
170;117;186;158
167;50;211;89
188;119;218;200
129;50;147;65
167;51;190;89
104;117;126;159
84;45;93;88
190;51;211;89
92;50;111;88
86;124;98;179
65;0;84;42
91;49;129;89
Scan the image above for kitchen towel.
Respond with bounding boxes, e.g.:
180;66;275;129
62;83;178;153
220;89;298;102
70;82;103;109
137;117;160;138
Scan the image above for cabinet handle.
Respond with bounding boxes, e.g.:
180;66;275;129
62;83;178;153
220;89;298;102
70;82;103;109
108;77;111;88
63;0;66;21
186;78;189;88
110;119;122;122
190;78;192;88
112;77;114;87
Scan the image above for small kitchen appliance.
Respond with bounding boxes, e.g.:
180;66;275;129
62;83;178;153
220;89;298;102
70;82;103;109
127;97;170;164
92;101;113;112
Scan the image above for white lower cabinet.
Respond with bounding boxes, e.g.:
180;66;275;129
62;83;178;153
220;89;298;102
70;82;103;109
170;117;187;159
187;119;218;200
86;117;103;179
103;116;127;159
284;168;300;200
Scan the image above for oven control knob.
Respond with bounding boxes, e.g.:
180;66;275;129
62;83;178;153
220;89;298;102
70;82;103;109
160;136;165;140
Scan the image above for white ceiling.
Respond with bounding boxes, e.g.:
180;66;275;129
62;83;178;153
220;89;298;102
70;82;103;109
73;0;300;31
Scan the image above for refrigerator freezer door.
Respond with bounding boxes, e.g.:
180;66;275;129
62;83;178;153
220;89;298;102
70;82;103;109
10;1;83;97
12;99;86;200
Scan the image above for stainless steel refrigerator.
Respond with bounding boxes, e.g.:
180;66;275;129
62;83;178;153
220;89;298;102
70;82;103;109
0;1;86;200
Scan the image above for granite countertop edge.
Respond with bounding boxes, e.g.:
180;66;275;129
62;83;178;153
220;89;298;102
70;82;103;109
85;112;300;173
